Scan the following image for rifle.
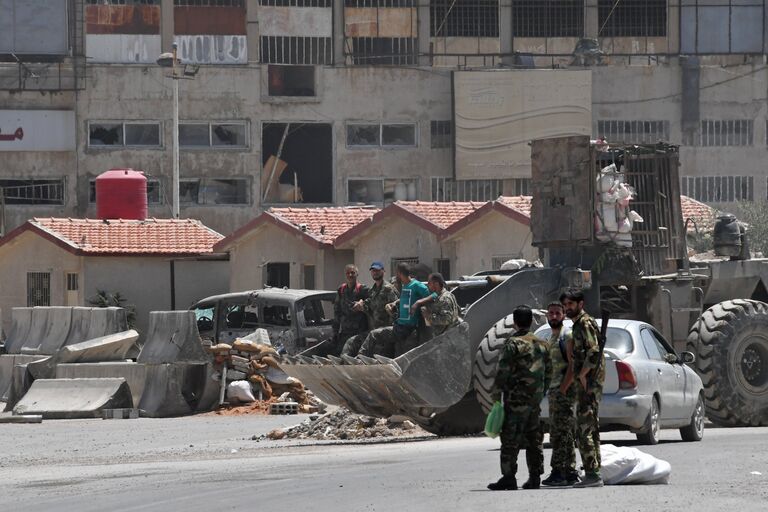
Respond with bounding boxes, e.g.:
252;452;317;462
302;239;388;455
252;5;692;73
594;309;611;374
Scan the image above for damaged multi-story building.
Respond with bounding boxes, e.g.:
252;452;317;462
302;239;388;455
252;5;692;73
0;0;766;238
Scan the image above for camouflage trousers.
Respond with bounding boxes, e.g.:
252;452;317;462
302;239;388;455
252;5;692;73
357;324;419;358
340;332;368;357
576;382;603;473
500;404;544;478
548;388;577;473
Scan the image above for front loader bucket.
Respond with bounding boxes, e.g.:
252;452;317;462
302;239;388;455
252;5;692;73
280;322;471;418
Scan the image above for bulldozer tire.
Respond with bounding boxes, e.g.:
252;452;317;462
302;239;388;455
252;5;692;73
473;314;517;414
687;299;768;427
412;392;485;436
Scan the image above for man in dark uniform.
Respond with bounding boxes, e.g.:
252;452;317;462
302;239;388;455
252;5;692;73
341;261;398;356
331;264;369;356
488;305;551;491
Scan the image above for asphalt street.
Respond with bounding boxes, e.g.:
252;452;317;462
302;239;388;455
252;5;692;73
1;415;766;512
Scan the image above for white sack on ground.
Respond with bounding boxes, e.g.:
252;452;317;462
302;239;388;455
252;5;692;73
600;444;671;485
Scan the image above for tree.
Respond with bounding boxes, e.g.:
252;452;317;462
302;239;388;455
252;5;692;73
733;202;768;257
88;289;137;328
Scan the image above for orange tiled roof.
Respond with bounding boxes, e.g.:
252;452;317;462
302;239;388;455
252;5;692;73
27;217;223;255
497;196;532;217
270;207;379;244
394;201;487;229
680;196;717;232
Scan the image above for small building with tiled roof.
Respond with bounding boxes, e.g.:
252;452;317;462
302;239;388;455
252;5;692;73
0;217;229;336
214;207;378;291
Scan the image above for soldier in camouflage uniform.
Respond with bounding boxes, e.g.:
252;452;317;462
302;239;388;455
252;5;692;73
331;264;369;356
488;305;551;491
542;301;579;487
410;273;460;337
561;288;605;488
341;261;399;356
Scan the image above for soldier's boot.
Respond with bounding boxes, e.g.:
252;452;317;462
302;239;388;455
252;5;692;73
522;475;540;489
573;471;603;488
566;471;581;485
487;475;517;491
542;470;568;487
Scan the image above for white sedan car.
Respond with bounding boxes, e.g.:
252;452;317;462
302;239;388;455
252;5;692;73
536;319;705;445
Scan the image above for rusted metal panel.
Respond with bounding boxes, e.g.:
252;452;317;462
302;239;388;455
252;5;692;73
344;8;417;38
176;35;247;64
86;34;161;64
258;6;332;37
86;5;160;35
174;6;247;36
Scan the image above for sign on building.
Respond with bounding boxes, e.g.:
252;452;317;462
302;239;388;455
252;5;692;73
453;69;592;180
0;110;76;151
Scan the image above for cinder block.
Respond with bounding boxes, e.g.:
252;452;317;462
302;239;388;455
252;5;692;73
270;402;299;415
102;408;139;420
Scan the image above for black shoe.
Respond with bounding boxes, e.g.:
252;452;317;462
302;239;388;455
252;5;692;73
566;471;580;485
487;476;517;491
542;470;564;486
522;476;540;489
573;472;603;488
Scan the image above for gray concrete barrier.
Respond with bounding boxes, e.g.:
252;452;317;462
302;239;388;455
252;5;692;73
64;307;128;348
56;362;147;408
21;307;73;355
13;378;134;419
138;311;208;364
139;362;217;417
0;354;47;402
59;330;140;363
2;308;33;355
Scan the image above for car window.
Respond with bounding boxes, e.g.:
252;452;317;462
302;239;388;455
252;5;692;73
649;329;676;358
225;305;246;328
640;329;665;361
535;327;634;357
263;305;292;327
298;298;334;326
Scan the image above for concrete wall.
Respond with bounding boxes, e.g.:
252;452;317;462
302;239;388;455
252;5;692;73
0;232;83;334
446;211;537;277
173;259;230;311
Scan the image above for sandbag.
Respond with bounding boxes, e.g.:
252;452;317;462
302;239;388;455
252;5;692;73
227;380;256;403
206;343;232;354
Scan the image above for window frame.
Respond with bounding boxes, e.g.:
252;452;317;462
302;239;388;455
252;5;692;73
87;121;163;149
178;120;249;150
346;122;418;149
347;177;419;206
88;178;163;205
0;178;66;206
179;177;252;206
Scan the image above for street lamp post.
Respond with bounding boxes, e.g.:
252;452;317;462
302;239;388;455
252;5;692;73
158;43;181;219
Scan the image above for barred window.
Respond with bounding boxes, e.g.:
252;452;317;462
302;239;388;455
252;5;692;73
27;272;51;307
263;0;332;6
681;176;753;203
430;0;499;38
431;177;502;201
349;38;417;66
512;0;584;38
87;1;159;4
597;120;670;144
0;179;65;205
345;0;415;6
260;36;333;65
698;120;753;147
430;120;452;149
509;178;531;196
174;1;245;6
598;0;667;37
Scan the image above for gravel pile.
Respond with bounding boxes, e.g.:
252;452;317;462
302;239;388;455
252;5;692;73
266;408;430;441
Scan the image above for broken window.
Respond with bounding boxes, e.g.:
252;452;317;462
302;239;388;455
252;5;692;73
430;120;452;148
179;178;250;205
174;0;244;6
262;123;333;204
179;121;248;148
0;179;65;205
681;176;753;202
265;262;291;288
88;122;161;147
349;37;417;66
598;0;666;37
347;123;417;148
597;120;670;144
260;36;333;65
89;178;162;204
511;0;584;37
698;120;753;147
27;272;51;307
430;177;502;201
430;0;499;37
348;178;418;206
268;65;316;97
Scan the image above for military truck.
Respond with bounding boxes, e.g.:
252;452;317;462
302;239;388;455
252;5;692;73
281;136;768;434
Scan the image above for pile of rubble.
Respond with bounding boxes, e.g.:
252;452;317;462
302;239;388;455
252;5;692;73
266;408;431;441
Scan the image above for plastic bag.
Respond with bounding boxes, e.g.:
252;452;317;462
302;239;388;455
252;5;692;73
484;400;505;439
227;380;256;403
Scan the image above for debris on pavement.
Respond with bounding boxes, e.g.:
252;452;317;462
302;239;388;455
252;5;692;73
264;407;431;441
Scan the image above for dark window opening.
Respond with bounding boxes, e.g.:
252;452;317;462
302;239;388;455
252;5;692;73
349;38;417;65
303;265;316;290
27;272;51;307
262;123;333;204
266;262;291;288
430;0;499;38
268;65;316;97
0;179;65;205
264;0;332;6
348;178;418;206
598;0;666;37
435;258;451;280
344;0;415;6
430;120;452;148
179;178;249;205
66;273;79;291
89;123;123;146
347;124;380;146
512;0;584;38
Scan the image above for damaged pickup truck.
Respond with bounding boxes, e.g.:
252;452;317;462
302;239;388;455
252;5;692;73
190;288;336;355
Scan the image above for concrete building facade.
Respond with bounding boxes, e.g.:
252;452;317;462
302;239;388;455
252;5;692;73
1;0;766;237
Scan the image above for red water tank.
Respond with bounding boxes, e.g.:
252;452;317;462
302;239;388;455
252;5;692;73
95;169;148;220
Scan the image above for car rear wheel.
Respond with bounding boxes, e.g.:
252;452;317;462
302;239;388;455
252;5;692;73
637;396;660;445
680;394;705;442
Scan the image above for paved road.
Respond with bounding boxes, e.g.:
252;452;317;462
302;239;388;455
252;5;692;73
1;415;766;512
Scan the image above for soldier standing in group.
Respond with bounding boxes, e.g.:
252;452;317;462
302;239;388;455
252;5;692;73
488;305;551;491
341;261;399;356
410;272;460;337
541;301;579;487
561;288;605;488
331;264;369;356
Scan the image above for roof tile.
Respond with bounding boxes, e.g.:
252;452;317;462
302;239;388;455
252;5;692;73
395;201;487;229
270;207;379;244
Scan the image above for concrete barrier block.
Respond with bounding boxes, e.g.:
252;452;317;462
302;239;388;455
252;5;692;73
138;311;209;364
20;307;73;355
13;378;133;419
0;354;48;402
2;308;33;355
59;330;140;364
56;362;147;408
139;362;216;417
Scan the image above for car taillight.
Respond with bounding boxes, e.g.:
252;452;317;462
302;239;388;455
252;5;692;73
616;360;638;390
